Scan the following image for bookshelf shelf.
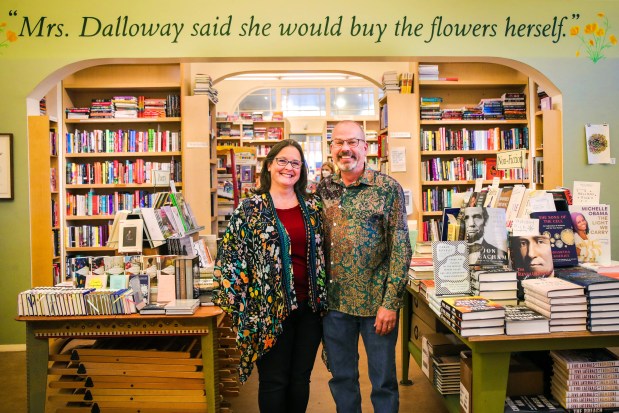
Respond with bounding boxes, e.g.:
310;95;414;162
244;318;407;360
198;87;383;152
421;150;529;156
66;215;115;220
65;183;183;189
420;119;527;125
65;247;116;253
421;179;527;186
65;151;182;158
65;117;181;124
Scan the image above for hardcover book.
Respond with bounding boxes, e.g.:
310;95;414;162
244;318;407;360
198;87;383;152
432;241;470;296
554;266;619;292
463;207;508;267
440;296;505;320
504;395;565;412
568;204;611;265
529;211;579;267
521;277;585;298
504;305;550;335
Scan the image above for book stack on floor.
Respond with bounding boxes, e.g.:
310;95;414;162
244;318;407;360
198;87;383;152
504;395;566;412
555;266;619;332
471;266;518;307
550;348;619;412
432;355;461;395
440;296;505;337
504;305;550;335
521;277;588;333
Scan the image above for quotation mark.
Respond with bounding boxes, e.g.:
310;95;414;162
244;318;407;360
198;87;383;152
572;14;580;20
9;10;17;16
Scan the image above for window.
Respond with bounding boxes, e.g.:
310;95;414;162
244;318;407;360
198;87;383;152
237;88;276;117
330;87;375;116
282;88;326;116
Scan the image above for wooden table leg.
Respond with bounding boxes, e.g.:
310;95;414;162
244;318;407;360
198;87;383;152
471;349;510;413
400;291;413;385
26;323;48;413
201;317;220;413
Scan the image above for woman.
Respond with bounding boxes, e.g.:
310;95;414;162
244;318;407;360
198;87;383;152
320;161;335;179
571;211;596;262
214;139;327;413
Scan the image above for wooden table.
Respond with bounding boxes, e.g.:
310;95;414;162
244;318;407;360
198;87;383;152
17;306;224;413
400;288;619;413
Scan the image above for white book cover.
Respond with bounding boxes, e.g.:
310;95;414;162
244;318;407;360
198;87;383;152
505;185;527;229
568;204;611;265
432;241;470;296
522;277;585;298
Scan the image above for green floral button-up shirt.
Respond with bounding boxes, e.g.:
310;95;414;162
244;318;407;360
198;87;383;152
317;167;412;316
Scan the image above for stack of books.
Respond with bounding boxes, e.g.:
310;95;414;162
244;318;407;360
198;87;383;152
440;296;505;337
381;70;400;92
550;348;619;412
431;355;461;395
418;64;439;80
407;256;434;291
165;298;200;315
420;97;443;120
555;266;619;332
502;92;527;120
504;305;549;335
521;277;587;332
112;96;139;119
194;73;219;104
470;267;518;306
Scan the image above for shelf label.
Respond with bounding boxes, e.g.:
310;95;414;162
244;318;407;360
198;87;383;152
389;131;411;139
186;141;209;148
496;149;526;170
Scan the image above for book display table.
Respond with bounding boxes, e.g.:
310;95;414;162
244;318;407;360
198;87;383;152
401;288;619;413
17;306;224;413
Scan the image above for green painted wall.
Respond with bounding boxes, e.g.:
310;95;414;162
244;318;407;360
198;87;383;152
1;0;618;344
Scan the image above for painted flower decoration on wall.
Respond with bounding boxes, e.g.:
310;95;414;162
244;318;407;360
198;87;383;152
571;13;617;63
0;22;18;50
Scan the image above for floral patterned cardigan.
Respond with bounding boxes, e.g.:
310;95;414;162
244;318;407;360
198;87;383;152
213;192;328;383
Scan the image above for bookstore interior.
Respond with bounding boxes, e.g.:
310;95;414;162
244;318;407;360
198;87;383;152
14;59;619;413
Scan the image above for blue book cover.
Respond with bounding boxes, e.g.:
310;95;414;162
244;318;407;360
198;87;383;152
554;266;619;292
530;211;579;267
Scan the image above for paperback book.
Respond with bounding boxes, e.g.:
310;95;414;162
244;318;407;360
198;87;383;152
529;211;579;267
432;241;471;296
568;204;611;265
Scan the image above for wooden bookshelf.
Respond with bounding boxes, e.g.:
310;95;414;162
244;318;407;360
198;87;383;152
415;62;560;241
28;115;59;287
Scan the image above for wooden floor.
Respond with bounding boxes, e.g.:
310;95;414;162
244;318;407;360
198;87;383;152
1;335;450;413
228;337;450;413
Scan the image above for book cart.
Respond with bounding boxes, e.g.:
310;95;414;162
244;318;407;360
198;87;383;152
17;307;225;413
400;288;619;413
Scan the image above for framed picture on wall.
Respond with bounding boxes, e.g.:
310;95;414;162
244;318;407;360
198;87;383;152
0;133;14;200
118;219;144;253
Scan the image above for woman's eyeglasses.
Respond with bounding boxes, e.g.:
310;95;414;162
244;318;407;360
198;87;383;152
274;158;303;169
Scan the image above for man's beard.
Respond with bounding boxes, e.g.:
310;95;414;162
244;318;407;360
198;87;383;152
335;151;358;172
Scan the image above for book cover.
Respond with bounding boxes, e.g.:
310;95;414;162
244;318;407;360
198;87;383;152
432;241;470;296
440;296;505;320
508;233;555;300
530;211;579;267
504;305;550;335
554;266;619;292
104;256;125;276
440;207;460;242
505;185;527;229
569;204;611;265
123;255;142;276
504;395;565;412
521;277;585;298
495;186;514;210
463;207;508;267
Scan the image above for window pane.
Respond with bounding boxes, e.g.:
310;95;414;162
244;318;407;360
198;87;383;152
237;89;276;117
282;88;326;116
330;87;376;116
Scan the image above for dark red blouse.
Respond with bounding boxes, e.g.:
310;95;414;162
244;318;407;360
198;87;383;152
276;205;309;302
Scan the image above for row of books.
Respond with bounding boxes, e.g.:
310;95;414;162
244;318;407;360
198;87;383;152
420;126;529;151
419;92;527;121
65;129;181;154
216;110;284;122
193;73;218;103
421;157;528;183
18;287;136;316
65;94;180;119
65;159;177;186
66;189;162;217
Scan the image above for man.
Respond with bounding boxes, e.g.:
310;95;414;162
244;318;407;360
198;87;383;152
463;206;507;266
316;121;412;413
510;234;554;277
